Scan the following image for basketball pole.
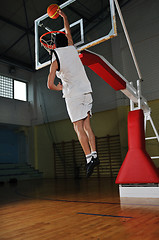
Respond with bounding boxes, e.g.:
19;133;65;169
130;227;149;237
114;0;159;190
114;0;159;154
113;0;142;81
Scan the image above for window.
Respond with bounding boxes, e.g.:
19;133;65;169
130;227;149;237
14;80;27;101
0;76;13;99
0;75;27;101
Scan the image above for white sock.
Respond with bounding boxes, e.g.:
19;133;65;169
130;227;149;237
86;153;92;164
91;151;97;158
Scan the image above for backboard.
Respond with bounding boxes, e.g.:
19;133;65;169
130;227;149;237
35;0;117;70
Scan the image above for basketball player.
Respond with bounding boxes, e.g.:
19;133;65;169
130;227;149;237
47;9;100;177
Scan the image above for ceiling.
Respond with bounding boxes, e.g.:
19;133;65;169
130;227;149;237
0;0;129;72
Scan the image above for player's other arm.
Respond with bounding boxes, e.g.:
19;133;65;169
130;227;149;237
47;60;63;91
58;9;73;46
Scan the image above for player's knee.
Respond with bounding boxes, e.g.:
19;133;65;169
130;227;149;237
73;122;83;135
83;121;91;134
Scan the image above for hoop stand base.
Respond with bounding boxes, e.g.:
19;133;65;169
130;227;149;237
119;184;159;198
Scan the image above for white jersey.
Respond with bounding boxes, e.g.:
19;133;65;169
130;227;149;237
52;45;92;98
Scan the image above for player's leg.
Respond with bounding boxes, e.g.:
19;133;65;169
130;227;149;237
73;118;97;177
73;119;91;156
83;113;100;177
83;112;96;153
66;94;99;177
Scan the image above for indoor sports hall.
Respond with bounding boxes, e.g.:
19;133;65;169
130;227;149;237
0;0;159;239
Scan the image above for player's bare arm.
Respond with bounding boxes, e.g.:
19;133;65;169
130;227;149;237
58;9;73;46
47;60;63;91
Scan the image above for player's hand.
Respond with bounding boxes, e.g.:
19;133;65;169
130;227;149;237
56;82;63;91
58;9;67;19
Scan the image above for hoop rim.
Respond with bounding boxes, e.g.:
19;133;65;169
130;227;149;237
40;31;65;50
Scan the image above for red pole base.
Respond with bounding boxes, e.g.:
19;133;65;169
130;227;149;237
116;110;159;184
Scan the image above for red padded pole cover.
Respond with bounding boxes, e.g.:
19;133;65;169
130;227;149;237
79;51;126;91
116;109;159;184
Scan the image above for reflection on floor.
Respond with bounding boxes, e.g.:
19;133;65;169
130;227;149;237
0;178;159;240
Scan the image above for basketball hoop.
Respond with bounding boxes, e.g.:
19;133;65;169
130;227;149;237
40;31;65;53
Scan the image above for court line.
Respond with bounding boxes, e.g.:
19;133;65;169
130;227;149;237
77;212;133;218
14;190;134;219
15;189;159;207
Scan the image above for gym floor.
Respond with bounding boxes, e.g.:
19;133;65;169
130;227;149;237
0;178;159;240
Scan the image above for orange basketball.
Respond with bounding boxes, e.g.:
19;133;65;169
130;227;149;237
47;4;60;19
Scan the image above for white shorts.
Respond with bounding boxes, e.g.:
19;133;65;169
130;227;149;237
65;93;93;123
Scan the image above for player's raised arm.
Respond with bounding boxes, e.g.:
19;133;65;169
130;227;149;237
47;61;63;91
58;9;73;46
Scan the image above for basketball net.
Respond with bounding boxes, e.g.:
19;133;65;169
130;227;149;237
40;31;65;55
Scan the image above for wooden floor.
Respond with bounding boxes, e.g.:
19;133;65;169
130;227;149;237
0;178;159;240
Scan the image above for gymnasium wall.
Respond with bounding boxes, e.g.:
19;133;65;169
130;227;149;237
145;99;159;168
111;0;159;101
28;106;124;178
28;99;159;178
32;1;159;125
0;1;159;127
29;0;159;177
0;0;159;176
0;62;33;126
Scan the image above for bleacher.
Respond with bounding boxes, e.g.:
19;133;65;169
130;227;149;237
0;163;43;182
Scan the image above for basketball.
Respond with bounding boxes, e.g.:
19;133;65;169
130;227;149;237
47;4;60;19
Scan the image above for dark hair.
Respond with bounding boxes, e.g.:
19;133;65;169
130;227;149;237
55;33;68;48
